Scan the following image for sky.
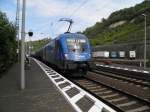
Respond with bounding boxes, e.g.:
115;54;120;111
0;0;144;40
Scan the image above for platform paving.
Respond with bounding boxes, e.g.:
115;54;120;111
0;59;76;112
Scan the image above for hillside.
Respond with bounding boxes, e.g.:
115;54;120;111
83;0;150;46
26;38;50;54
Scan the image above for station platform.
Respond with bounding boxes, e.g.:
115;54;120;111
0;59;76;112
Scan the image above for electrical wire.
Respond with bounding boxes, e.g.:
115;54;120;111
69;0;89;18
55;0;89;35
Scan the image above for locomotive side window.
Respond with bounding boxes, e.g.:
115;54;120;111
66;38;88;53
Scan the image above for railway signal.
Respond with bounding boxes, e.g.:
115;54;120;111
28;31;33;37
28;30;33;64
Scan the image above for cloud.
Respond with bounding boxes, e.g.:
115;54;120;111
25;0;144;33
4;0;144;40
26;0;78;17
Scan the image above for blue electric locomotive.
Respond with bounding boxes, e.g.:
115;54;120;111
35;32;91;76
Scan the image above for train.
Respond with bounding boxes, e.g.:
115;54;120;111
34;32;92;76
92;50;137;65
92;50;136;59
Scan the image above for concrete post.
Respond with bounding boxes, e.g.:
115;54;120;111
20;0;26;90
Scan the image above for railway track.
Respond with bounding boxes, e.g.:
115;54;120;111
91;69;150;89
71;76;150;112
96;65;150;81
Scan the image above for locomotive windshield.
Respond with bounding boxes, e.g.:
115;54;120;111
66;38;88;53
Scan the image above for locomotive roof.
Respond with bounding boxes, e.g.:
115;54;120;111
58;32;87;39
35;32;89;54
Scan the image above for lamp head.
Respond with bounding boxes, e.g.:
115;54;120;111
142;14;146;16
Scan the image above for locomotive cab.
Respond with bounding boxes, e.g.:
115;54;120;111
60;33;91;74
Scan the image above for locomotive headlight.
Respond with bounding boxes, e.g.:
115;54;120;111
89;53;91;57
64;53;68;59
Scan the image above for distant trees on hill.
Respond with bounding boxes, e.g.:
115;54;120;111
29;38;50;54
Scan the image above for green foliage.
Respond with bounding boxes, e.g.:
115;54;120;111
83;0;150;46
0;11;17;74
27;38;50;54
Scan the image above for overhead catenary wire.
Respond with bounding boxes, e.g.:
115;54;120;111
56;0;114;34
33;0;117;39
54;0;89;35
69;0;89;18
33;0;89;38
32;0;72;38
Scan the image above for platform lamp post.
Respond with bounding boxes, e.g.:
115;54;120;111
142;14;147;69
20;0;26;90
16;0;20;62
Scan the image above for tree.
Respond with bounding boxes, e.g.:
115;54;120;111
0;11;17;74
